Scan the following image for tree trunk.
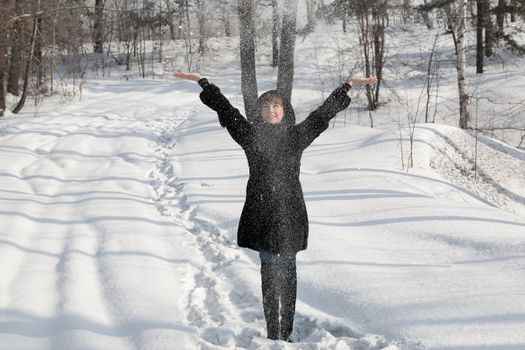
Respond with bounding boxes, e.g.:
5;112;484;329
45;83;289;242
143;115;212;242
422;0;434;29
13;1;41;114
159;1;163;63
272;0;279;67
223;15;232;37
403;0;411;24
0;13;6;114
358;1;383;112
196;0;206;54
238;0;258;120
7;0;23;96
482;0;495;57
359;6;375;112
425;33;439;123
305;0;316;25
184;0;194;70
476;0;484;73
277;0;298;102
165;0;176;40
35;14;43;92
178;2;184;39
94;0;104;53
456;0;470;129
372;6;386;107
445;4;458;56
496;0;505;30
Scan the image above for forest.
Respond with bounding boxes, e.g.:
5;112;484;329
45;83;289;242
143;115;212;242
1;0;524;150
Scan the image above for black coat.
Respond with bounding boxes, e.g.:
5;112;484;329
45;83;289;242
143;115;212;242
198;79;351;254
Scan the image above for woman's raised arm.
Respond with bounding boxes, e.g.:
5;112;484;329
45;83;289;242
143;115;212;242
294;76;377;150
175;72;252;148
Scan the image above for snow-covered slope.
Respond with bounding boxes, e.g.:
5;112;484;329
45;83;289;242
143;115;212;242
1;75;524;350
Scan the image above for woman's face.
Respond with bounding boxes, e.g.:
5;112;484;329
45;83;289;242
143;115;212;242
261;98;284;124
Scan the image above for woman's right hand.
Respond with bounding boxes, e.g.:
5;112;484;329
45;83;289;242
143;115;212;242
175;71;203;82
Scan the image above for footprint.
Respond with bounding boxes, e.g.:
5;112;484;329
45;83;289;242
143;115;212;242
201;327;236;347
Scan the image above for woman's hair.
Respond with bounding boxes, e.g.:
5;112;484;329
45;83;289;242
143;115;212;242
259;94;283;107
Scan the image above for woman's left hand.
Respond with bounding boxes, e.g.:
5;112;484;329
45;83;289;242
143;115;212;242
347;76;378;86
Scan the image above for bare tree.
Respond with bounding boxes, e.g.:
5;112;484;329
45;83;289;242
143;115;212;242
496;0;505;30
196;0;207;54
34;4;44;94
183;0;195;70
164;0;176;40
94;0;104;53
425;32;439;123
481;0;495;57
305;0;317;27
13;0;41;114
272;0;279;67
420;0;470;128
403;0;412;24
422;0;434;29
276;0;298;102
456;0;470;129
0;3;7;115
476;0;485;73
238;0;258;119
114;0;136;70
474;0;496;72
7;0;24;97
356;0;386;111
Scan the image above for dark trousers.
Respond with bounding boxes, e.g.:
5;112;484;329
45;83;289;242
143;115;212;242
259;251;297;341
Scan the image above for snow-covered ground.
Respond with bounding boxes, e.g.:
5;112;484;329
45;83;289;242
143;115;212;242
1;21;525;350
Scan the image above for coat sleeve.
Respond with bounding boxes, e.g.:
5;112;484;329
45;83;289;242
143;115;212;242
293;83;352;150
198;78;252;148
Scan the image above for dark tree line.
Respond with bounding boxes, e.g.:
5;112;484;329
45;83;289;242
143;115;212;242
0;0;97;115
0;0;205;115
1;0;525;127
418;0;525;73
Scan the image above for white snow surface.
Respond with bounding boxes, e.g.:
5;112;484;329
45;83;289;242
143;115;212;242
2;28;525;350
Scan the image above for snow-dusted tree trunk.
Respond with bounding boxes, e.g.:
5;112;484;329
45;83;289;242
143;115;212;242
276;0;298;102
183;0;194;70
272;0;279;67
238;0;258;120
456;0;470;129
196;0;207;54
94;0;104;53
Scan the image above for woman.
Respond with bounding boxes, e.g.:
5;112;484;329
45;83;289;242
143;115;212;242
175;72;377;341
